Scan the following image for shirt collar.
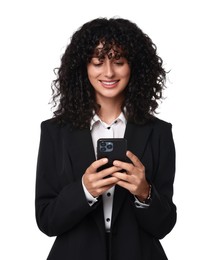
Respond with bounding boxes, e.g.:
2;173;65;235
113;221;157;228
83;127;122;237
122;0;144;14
90;111;127;130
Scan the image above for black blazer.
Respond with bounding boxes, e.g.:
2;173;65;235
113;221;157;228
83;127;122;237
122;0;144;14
35;117;176;260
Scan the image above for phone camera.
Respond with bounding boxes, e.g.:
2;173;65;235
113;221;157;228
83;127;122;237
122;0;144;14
99;141;113;152
107;144;113;149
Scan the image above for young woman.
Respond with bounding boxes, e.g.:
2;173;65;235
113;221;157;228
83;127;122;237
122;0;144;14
35;18;176;260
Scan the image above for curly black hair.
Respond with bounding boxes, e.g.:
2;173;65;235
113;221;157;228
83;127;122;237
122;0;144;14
51;18;166;129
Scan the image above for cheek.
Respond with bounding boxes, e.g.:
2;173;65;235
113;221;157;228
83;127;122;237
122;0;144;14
123;70;131;82
87;66;92;80
87;67;100;80
122;66;131;79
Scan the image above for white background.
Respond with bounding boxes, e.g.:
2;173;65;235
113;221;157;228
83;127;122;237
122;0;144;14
0;0;217;259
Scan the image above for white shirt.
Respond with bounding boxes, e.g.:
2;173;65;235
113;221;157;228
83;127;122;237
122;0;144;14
82;112;149;232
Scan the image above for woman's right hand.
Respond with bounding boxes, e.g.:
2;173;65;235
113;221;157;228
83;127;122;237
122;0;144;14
83;158;120;197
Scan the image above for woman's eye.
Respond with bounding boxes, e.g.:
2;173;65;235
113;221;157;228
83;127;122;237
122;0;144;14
114;58;126;66
115;62;124;65
93;63;103;67
91;59;103;66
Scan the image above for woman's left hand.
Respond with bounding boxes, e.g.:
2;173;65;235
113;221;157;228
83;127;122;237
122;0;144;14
112;150;150;202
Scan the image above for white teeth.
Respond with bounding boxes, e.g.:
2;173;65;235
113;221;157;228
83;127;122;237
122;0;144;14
101;81;117;85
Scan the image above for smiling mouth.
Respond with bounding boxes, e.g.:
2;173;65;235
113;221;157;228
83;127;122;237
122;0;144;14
100;80;119;87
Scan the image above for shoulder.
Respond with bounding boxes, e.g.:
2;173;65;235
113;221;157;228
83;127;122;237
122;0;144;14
127;116;172;135
149;117;175;149
41;118;59;129
39;118;59;134
148;117;173;140
150;116;172;130
40;118;84;136
40;118;72;138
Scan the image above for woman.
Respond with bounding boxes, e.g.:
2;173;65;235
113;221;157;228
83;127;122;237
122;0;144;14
35;18;176;260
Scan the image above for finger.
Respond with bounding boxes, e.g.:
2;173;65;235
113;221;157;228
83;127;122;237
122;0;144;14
99;166;123;178
126;150;144;168
112;171;130;182
98;175;119;186
87;158;108;173
112;160;134;173
86;177;118;197
94;176;119;191
92;181;118;197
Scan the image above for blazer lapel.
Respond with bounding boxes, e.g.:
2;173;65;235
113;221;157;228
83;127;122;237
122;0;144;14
112;121;153;226
124;121;153;159
68;128;96;178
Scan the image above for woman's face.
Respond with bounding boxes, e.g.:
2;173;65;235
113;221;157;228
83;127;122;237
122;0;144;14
87;44;131;103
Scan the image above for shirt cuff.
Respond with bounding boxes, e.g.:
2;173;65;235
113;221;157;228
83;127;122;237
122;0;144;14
134;196;150;208
82;177;98;206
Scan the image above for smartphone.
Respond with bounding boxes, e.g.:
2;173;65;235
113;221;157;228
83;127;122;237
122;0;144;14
97;138;127;172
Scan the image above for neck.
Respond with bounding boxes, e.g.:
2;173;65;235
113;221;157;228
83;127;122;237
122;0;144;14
97;99;123;125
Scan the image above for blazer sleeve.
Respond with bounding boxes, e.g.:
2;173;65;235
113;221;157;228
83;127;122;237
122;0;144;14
133;122;177;239
35;121;96;237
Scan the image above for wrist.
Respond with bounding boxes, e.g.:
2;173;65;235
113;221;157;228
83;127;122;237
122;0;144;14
136;184;152;204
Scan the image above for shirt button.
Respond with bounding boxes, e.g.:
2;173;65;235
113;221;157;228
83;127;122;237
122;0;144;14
107;192;111;197
106;218;110;222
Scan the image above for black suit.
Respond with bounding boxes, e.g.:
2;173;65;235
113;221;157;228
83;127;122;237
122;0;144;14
35;117;176;260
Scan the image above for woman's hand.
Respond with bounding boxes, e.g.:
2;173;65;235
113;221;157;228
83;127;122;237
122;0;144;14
112;151;150;202
83;158;120;197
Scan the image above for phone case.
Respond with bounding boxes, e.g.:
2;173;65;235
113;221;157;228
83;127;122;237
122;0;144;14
97;138;127;171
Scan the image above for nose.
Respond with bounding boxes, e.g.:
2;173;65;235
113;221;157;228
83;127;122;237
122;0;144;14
104;61;115;78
